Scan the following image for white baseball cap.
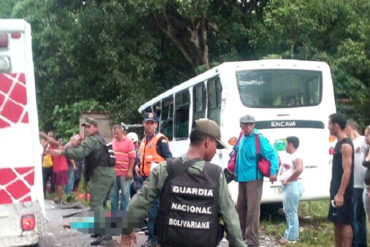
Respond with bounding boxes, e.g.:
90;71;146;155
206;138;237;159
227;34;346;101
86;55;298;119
127;132;139;142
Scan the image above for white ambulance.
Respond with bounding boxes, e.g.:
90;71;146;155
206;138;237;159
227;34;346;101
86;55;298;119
0;19;45;246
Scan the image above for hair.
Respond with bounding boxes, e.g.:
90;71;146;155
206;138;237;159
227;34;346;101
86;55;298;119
329;113;347;130
346;119;359;132
112;124;124;131
189;130;213;146
286;136;300;149
47;130;55;137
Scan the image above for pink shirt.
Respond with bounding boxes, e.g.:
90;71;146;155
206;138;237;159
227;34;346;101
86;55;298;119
112;136;136;176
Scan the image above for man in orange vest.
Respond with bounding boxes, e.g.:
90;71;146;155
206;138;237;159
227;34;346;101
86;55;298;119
137;112;172;247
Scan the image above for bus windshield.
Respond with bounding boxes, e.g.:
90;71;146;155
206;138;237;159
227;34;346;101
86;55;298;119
236;69;322;108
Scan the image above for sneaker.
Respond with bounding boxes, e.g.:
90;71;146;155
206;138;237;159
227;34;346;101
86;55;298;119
279;238;289;245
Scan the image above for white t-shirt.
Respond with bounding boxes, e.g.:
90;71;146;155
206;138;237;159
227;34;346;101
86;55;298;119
353;136;367;188
278;151;302;182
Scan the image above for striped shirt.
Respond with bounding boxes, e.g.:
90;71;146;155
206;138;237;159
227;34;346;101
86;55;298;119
112;136;136;176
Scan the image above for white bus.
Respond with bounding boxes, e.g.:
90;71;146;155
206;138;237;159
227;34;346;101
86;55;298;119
138;59;336;203
0;19;45;246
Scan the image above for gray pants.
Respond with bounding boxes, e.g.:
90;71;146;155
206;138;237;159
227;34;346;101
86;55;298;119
236;179;263;246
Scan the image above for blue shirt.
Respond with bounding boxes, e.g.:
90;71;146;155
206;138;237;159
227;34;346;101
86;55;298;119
235;129;279;182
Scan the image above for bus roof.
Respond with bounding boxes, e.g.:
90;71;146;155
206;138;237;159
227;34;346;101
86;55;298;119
0;19;29;32
138;59;330;113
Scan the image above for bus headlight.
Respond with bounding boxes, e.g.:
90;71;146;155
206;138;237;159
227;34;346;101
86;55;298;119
0;56;11;73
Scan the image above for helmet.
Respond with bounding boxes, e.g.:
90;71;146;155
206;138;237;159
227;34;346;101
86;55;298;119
127;132;139;142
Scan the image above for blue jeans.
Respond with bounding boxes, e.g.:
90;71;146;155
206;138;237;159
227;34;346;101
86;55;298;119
283;181;304;241
110;176;131;212
352;188;367;247
64;166;74;194
148;198;159;243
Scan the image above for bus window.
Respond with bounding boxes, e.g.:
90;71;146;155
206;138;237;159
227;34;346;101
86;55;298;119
207;77;222;124
143;106;152;113
193;82;206;120
153;102;161;122
236;69;322;108
174;89;190;139
160;96;174;140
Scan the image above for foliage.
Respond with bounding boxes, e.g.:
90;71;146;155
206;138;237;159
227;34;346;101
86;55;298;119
2;0;370;136
48;100;104;140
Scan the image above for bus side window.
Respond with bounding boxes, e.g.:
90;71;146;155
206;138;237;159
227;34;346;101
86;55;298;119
207;77;222;124
175;89;190;139
153;102;161;122
193;82;206;120
160;96;173;141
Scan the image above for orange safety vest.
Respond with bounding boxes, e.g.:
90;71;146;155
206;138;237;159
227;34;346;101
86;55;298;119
139;133;168;177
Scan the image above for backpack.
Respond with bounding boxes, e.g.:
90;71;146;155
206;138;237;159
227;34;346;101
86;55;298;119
96;136;116;167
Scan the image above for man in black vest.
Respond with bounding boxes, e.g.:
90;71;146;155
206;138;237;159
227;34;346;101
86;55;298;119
120;118;246;247
49;117;115;245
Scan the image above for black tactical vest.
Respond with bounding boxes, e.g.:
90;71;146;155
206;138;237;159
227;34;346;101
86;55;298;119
156;158;221;247
84;134;109;180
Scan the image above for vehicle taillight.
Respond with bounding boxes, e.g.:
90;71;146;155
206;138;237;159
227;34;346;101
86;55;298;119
21;214;35;231
0;33;8;48
228;137;236;146
329;147;335;155
11;32;21;39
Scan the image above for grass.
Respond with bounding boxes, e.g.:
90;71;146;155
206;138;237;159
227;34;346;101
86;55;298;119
261;200;370;246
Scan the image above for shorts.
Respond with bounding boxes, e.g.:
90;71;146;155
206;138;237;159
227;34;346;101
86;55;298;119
53;170;68;186
327;196;353;225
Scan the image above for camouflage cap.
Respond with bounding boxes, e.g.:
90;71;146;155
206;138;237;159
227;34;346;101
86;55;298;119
81;117;98;127
192;118;227;149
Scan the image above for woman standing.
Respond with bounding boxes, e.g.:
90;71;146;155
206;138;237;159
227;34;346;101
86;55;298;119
278;136;304;245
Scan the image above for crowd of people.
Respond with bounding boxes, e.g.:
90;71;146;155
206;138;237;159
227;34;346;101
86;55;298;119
40;112;370;247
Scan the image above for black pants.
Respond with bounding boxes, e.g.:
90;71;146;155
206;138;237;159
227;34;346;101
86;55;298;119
42;167;53;194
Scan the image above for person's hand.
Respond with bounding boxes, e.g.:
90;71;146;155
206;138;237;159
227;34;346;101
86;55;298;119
135;165;143;177
281;179;289;185
120;232;137;247
40;131;47;138
126;169;133;179
334;193;344;207
270;175;277;184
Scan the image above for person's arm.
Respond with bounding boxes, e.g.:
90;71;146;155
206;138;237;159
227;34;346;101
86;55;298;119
61;137;99;160
157;137;172;158
282;156;303;185
259;135;279;177
126;141;136;179
120;162;168;246
334;143;353;207
218;172;247;247
40;131;62;147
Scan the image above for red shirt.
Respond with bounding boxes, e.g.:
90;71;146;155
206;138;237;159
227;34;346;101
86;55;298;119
50;145;68;172
112;136;136;176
